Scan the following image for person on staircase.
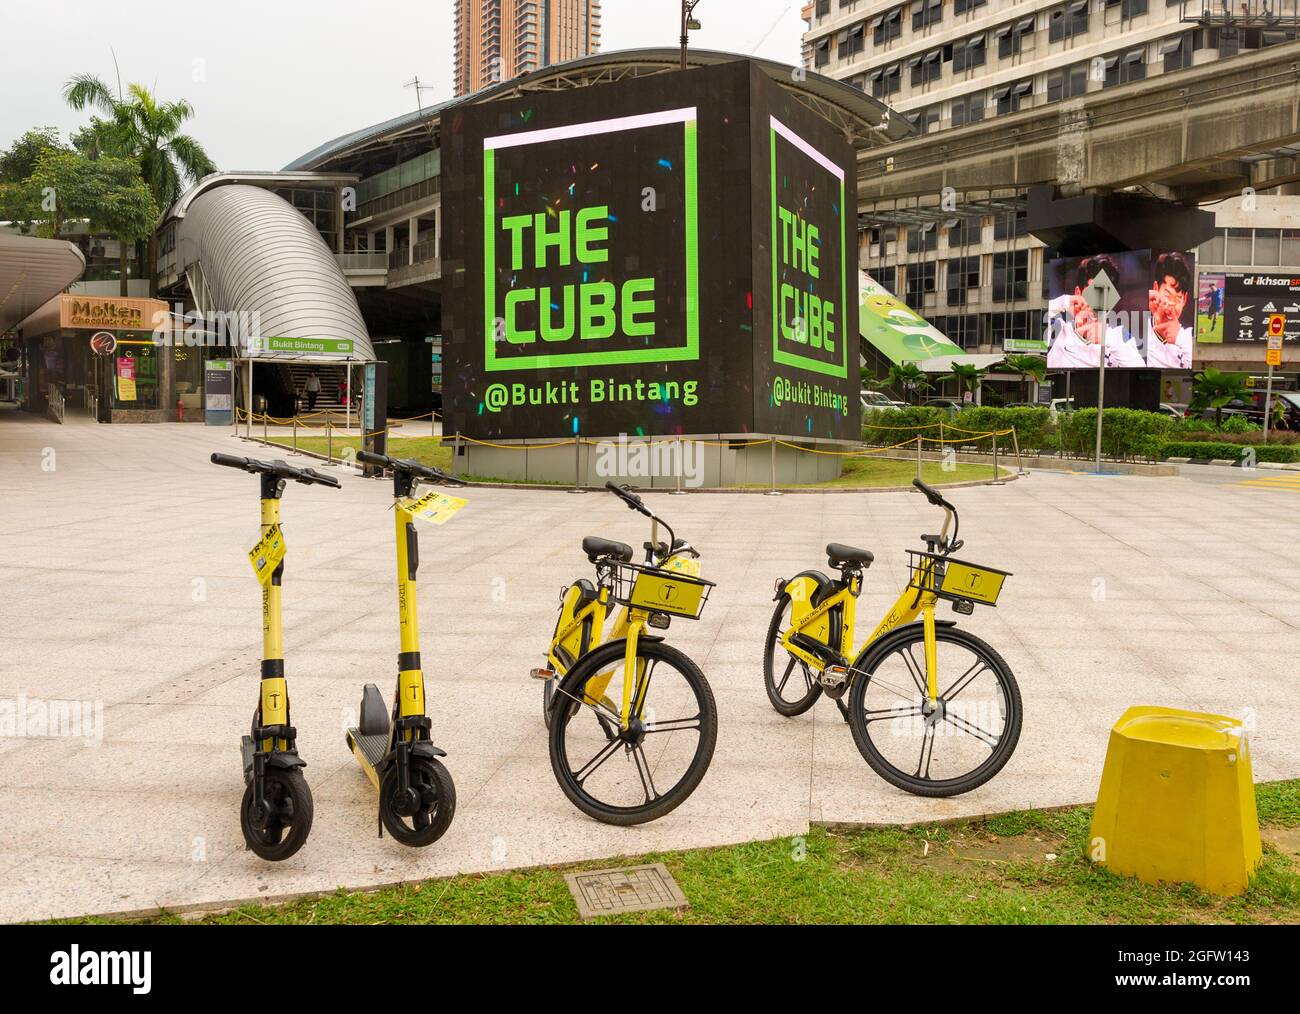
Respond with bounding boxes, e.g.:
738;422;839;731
305;370;321;412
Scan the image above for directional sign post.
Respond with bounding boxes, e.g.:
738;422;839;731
1083;268;1120;474
1263;314;1285;439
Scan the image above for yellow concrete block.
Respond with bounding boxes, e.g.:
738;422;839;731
1089;706;1261;896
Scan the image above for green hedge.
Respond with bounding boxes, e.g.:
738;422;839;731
862;406;1052;453
1159;441;1300;463
1057;408;1175;461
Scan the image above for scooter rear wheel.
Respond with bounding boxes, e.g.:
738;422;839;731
379;757;456;847
241;768;313;862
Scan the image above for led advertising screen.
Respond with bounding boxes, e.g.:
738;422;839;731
1196;271;1300;346
442;60;860;441
750;67;858;438
1046;250;1197;370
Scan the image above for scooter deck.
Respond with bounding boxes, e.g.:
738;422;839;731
347;728;388;771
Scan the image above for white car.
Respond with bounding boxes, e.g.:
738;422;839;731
862;389;907;411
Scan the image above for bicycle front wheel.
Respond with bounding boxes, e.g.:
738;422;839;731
847;625;1021;797
548;639;717;825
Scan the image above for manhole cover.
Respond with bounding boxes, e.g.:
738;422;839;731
564;862;688;920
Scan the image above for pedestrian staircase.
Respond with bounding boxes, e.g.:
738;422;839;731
283;363;352;415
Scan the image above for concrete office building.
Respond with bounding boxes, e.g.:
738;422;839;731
455;0;603;97
802;0;1300;397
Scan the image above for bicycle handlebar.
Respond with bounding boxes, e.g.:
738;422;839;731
911;478;951;509
604;480;651;516
357;450;464;486
210;453;341;489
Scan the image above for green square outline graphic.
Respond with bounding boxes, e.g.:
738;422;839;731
483;111;699;372
769;120;849;380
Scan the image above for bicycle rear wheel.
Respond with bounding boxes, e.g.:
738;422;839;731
549;639;716;825
763;593;822;716
847;625;1021;797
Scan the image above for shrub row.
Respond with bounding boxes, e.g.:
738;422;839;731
1160;441;1300;463
862;406;1300;462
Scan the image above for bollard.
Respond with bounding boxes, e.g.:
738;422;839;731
916;434;923;482
292;416;299;455
326;420;334;465
992;432;1005;485
671;438;687;495
263;410;268;445
432;410;437;439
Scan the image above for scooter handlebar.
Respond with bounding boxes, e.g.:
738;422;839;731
209;452;340;489
358;450;463;486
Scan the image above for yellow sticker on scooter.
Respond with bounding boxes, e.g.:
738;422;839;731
404;490;468;525
248;524;286;585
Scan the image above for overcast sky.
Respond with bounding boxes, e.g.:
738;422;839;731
4;1;805;172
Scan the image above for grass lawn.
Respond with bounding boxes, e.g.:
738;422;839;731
85;781;1299;925
264;437;1008;489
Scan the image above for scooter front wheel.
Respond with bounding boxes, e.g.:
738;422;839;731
241;767;313;861
379;757;456;847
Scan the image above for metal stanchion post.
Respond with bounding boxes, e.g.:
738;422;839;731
292;416;299;455
568;434;584;494
262;409;268;445
431;410;436;438
671;438;687;495
992;432;1005;485
326;420;334;465
1012;427;1026;476
916;435;923;481
765;437;782;496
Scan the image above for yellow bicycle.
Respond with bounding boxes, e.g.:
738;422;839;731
534;482;717;825
765;479;1022;796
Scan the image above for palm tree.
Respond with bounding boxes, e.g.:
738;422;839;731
63;74;216;293
943;362;985;406
1191;367;1253;428
1003;354;1047;403
888;363;932;405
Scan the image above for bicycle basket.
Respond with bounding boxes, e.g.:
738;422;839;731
609;561;715;620
906;550;1010;607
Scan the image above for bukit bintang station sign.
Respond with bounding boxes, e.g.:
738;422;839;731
443;60;860;443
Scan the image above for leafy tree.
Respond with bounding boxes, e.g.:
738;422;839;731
63;75;216;292
1190;367;1252;428
11;149;158;292
1003;354;1047;403
0;128;67;183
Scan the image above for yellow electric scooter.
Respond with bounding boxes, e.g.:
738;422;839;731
211;452;340;861
345;450;460;846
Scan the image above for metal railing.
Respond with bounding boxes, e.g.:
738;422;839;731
388;238;439;270
47;385;65;424
335;252;389;272
1182;0;1300;23
354;176;440;221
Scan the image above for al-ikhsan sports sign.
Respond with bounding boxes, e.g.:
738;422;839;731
482;106;699;372
769;115;848;380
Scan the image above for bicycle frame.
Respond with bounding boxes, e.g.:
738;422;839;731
547;551;700;729
781;512;954;705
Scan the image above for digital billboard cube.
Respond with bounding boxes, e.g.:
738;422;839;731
442;60;860;443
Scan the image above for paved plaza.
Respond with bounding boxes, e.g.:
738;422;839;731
1;410;1297;921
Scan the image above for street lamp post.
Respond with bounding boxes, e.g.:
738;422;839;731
680;1;703;70
1082;268;1119;474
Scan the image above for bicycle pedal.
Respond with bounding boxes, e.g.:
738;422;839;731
530;667;557;682
819;665;849;690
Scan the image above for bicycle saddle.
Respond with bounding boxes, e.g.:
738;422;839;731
826;543;874;568
583;536;634;563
